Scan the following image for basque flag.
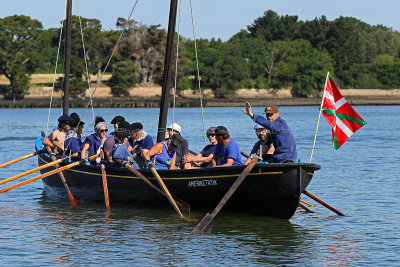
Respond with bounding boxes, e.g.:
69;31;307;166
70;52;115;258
321;72;367;149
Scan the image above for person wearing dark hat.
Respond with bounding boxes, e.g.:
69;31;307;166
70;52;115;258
103;121;132;161
108;124;132;168
80;116;108;164
64;113;85;158
146;133;183;170
127;122;154;169
43;115;73;155
243;124;274;165
242;101;297;163
211;126;243;167
110;115;126;136
183;127;218;168
166;122;189;169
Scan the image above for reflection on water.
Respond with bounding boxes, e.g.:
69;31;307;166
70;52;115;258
0;106;399;265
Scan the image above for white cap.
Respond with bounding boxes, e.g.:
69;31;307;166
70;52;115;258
167;123;182;133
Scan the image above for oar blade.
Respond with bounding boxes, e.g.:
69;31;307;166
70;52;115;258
190;213;213;235
67;192;79;206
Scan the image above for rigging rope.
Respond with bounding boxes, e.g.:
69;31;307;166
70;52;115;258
172;0;182;128
77;0;95;123
63;0;140;154
190;0;207;147
45;0;67;136
76;0;139;127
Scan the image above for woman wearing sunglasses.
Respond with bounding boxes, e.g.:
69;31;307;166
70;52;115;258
80;116;108;165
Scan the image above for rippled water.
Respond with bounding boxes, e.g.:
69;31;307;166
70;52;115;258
0;106;399;265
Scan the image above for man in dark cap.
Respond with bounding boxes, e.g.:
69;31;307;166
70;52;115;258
127;122;154;169
243;124;274;165
103;121;132;161
43;115;73;155
110;115;126;136
64;113;85;158
242;101;297;163
183;127;218;168
211;126;243;167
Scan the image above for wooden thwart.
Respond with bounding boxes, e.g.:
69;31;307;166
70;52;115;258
190;157;259;235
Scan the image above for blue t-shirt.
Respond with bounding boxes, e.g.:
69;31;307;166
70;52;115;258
214;139;242;166
199;144;216;167
253;114;297;163
128;132;154;154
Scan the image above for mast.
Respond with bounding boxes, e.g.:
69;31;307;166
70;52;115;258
156;0;178;143
62;0;72;115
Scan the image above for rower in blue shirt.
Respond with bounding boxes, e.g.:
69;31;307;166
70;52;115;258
127;122;154;169
212;126;243;167
242;102;297;163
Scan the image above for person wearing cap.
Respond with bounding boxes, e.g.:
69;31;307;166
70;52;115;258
242;101;297;163
107;125;132;168
146;134;183;170
212;126;243;167
243;125;274;165
127;122;154;169
109;115;126;136
183;127;218;168
103;121;132;162
80;116;108;164
64;113;85;158
43;115;73;155
166;123;189;169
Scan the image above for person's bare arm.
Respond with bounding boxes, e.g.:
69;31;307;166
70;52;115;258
80;142;90;159
146;143;163;157
169;152;177;169
242;101;254;119
216;158;235;167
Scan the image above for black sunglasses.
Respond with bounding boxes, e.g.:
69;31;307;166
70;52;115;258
207;134;215;137
99;129;108;133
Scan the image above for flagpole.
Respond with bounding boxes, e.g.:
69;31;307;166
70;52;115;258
309;72;330;163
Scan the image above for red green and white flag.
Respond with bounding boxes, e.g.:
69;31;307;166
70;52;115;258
321;72;367;149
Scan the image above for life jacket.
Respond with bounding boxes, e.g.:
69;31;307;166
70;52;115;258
152;141;175;170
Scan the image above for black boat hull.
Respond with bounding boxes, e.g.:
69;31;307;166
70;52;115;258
38;154;320;219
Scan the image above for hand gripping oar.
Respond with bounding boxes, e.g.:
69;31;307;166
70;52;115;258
140;149;196;222
100;149;110;212
123;162;190;214
0;154;100;194
48;147;78;206
0;150;44;169
304;190;344;216
0;152;78;185
191;156;259;235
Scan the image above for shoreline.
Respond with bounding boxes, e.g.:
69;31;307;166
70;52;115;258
0;96;399;108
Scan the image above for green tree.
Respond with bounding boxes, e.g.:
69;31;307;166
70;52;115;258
108;59;139;96
0;15;42;99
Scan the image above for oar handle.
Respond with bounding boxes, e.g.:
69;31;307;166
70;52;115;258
0;152;79;185
0;154;99;194
0;150;43;169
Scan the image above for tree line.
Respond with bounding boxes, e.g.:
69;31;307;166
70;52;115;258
1;10;400;99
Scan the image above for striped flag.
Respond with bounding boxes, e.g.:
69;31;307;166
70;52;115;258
321;73;367;149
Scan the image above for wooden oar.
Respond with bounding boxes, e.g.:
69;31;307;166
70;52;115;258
299;203;314;213
0;152;78;185
123;162;190;214
100;149;110;212
141;149;196;222
0;150;44;169
304;190;344;216
0;154;99;194
188;149;197;156
48;148;78;206
191;157;259;235
300;198;315;207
